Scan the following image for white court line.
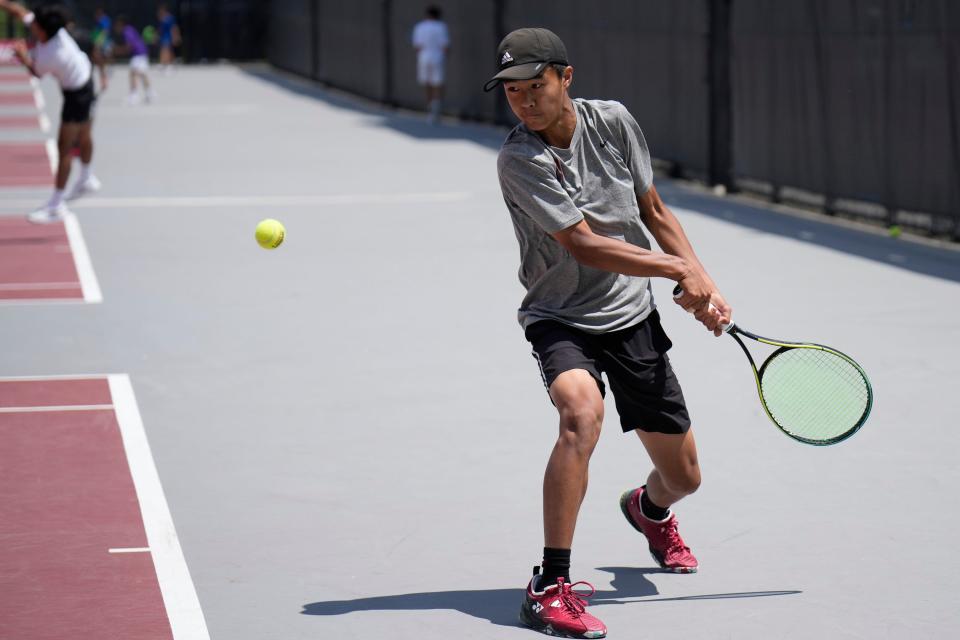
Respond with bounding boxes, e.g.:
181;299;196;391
44;138;57;175
0;298;93;306
63;212;103;303
109;547;151;554
109;374;211;640
0;404;113;413
97;104;260;116
0;374;107;381
38;113;50;133
30;77;45;111
0;192;473;210
0;282;81;291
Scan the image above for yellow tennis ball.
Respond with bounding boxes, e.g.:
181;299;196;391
255;219;285;249
888;225;902;238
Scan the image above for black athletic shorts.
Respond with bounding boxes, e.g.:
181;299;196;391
525;309;691;434
61;78;96;124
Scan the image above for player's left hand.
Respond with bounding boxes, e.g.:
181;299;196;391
703;291;732;336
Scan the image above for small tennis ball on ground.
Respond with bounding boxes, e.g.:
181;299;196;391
888;225;902;238
255;219;285;249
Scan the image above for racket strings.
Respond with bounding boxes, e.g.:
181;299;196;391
759;348;869;441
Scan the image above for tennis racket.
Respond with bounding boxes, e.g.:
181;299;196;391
673;285;873;445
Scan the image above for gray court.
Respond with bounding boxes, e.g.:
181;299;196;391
2;64;959;639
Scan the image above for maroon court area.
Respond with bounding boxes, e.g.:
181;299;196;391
0;378;174;640
0;114;40;128
0;216;83;300
0;91;34;105
0;142;51;186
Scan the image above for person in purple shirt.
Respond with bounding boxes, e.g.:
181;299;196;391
113;15;154;104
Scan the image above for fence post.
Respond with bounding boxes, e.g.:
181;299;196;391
810;0;836;215
381;0;394;106
708;0;733;191
938;2;960;239
311;0;320;81
493;0;509;125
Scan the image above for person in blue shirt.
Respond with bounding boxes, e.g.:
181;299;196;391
156;3;180;74
93;6;111;56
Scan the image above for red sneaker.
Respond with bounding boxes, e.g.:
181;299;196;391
619;487;698;573
519;571;607;639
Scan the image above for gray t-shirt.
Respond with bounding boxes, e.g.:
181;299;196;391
497;98;656;334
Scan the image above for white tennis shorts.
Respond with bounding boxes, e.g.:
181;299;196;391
130;54;149;73
417;54;445;86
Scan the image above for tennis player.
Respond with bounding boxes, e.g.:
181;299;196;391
485;28;732;638
0;1;102;223
156;4;180;74
411;5;449;124
114;15;154;105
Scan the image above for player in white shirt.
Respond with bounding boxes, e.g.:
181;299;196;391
0;1;102;223
411;5;449;124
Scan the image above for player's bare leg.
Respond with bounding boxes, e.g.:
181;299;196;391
77;122;93;165
635;429;701;507
620;429;701;572
543;369;604;549
30;123;79;221
519;368;608;639
426;83;442;123
67;121;101;200
160;45;173;69
55;123;81;191
128;69;139;104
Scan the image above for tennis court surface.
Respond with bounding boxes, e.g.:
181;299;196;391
1;64;958;639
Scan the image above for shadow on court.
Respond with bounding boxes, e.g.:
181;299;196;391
657;182;960;284
301;566;801;629
241;66;506;152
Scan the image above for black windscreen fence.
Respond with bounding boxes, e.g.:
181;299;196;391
733;1;960;233
260;1;959;236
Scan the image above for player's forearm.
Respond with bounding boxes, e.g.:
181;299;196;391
0;1;30;20
644;205;716;288
569;232;689;280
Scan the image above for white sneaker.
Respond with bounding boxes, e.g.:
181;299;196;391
126;92;141;106
145;89;157;103
66;175;102;201
27;203;70;224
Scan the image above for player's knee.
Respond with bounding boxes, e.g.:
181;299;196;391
664;465;701;496
557;405;602;454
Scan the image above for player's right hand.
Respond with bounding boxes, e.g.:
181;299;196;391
674;271;712;313
674;275;729;336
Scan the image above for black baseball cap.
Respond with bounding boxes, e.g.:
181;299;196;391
483;28;568;92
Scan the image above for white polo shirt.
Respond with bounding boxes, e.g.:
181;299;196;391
412;19;449;63
24;17;91;90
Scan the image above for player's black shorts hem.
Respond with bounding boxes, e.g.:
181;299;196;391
525;309;691;435
61;78;96;124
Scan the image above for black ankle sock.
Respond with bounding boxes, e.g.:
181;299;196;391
640;486;670;521
540;547;571;588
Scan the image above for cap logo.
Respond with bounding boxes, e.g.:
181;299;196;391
501;51;514;65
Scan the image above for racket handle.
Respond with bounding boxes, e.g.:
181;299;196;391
672;285;733;333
